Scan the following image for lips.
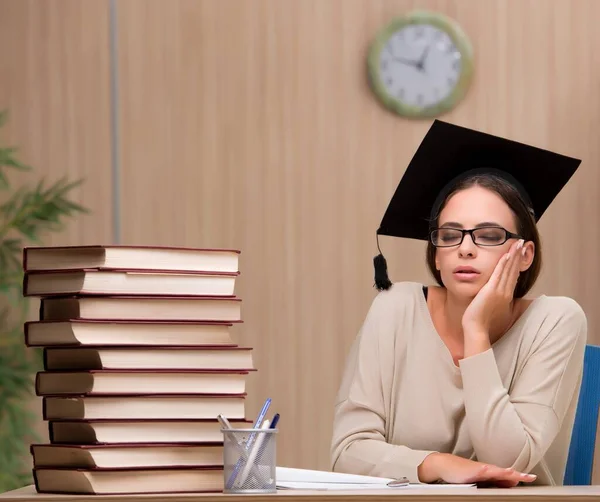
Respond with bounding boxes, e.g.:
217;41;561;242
453;266;481;281
453;266;480;274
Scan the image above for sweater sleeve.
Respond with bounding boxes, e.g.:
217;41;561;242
458;298;587;473
330;290;438;483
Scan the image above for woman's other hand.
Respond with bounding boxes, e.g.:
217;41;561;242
418;452;536;487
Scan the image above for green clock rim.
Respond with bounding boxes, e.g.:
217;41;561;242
367;10;474;119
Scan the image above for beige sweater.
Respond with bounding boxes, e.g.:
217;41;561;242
331;281;587;485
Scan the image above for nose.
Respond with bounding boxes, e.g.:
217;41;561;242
458;232;477;257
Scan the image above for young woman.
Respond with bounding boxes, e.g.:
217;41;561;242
330;121;586;487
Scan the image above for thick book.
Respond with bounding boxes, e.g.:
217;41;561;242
42;394;246;420
31;443;224;469
48;418;251;444
35;369;253;396
33;466;224;494
23;245;240;273
24;268;238;297
25;320;238;347
39;295;242;322
43;346;254;370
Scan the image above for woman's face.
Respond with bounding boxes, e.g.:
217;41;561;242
434;185;531;298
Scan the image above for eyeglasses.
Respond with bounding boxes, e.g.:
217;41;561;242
430;226;522;248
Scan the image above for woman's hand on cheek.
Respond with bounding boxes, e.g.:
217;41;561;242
461;238;525;336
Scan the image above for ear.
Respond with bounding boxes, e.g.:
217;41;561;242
519;241;535;272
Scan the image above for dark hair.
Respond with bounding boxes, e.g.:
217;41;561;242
426;174;542;298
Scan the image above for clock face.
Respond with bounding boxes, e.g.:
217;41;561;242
368;13;474;118
379;24;462;109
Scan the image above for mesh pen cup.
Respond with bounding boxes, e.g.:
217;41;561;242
222;428;278;494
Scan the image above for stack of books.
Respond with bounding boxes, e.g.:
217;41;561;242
22;245;255;495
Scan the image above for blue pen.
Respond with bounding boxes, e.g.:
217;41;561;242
226;397;272;488
269;413;280;429
264;413;280;452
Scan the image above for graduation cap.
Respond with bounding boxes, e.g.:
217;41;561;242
374;120;582;291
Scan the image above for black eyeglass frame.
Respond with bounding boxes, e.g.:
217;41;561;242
429;226;523;248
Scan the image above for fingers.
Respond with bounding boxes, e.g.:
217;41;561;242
488;246;511;287
476;465;537;486
503;467;536;484
509;240;526;288
498;239;524;294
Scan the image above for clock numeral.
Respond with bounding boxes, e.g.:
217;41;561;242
447;43;457;54
414;25;425;39
447;76;456;88
386;77;394;87
398;88;405;99
452;59;461;72
381;60;388;71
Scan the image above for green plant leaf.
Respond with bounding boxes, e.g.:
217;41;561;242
0;146;31;179
0;170;8;190
0;110;89;492
0;148;31;172
1;186;25;217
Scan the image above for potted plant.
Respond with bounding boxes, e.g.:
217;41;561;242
0;110;88;491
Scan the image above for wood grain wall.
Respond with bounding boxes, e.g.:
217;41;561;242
2;0;599;474
0;0;113;245
115;0;600;470
0;0;113;447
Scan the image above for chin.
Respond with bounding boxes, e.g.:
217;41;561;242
444;276;483;298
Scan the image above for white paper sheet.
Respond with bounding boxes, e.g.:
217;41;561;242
274;467;476;490
275;466;395;484
277;482;400;490
276;481;476;490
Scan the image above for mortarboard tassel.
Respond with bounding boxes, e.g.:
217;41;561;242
374;233;392;291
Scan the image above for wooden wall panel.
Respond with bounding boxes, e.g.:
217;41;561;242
117;0;600;471
0;0;112;446
0;0;112;246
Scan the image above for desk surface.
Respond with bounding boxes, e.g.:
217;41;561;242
1;485;600;502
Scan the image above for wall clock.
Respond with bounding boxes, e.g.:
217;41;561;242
367;11;474;119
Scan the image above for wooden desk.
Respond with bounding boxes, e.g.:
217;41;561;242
1;485;600;502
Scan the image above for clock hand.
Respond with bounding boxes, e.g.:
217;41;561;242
416;43;432;72
386;44;420;68
391;55;419;67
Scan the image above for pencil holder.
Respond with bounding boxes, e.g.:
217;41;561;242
222;428;278;494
